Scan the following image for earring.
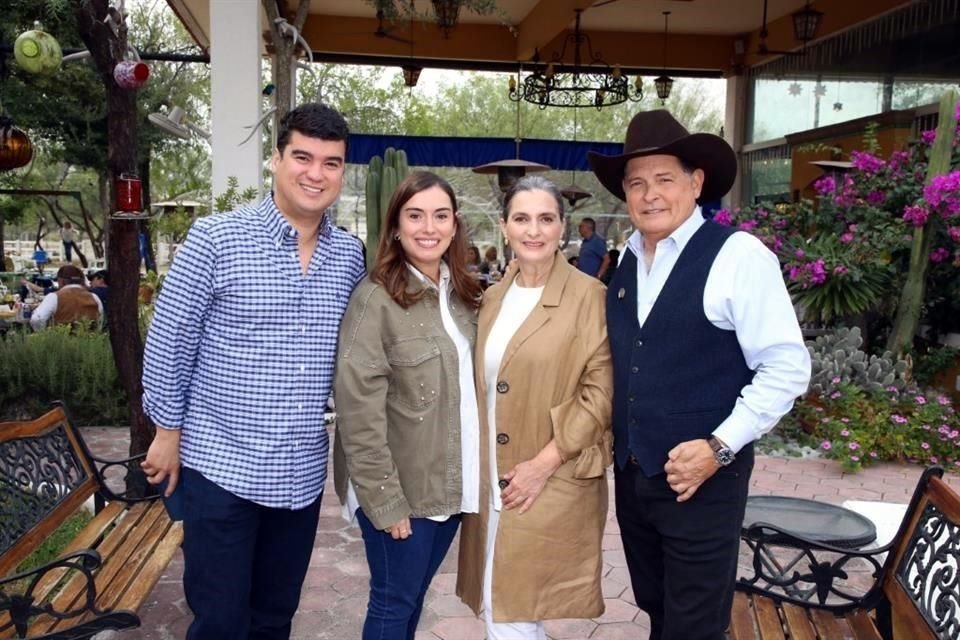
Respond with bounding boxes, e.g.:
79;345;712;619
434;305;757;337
394;233;400;240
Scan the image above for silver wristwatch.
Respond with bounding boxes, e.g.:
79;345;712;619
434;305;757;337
708;436;736;466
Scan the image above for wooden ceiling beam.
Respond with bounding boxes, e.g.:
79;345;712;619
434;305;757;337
515;0;598;62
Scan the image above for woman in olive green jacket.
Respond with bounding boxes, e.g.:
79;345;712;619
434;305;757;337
333;171;483;640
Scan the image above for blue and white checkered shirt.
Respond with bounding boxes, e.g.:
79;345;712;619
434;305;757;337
142;193;365;509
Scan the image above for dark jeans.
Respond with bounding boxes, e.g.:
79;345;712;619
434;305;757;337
614;450;752;640
63;241;73;262
180;467;322;640
356;508;460;640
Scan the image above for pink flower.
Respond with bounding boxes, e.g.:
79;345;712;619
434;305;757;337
851;151;885;174
840;429;850;436
814;176;836;195
840;417;850;423
922;130;937;145
850;455;860;462
833;265;849;276
795;249;806;259
713;209;733;226
820;440;832;451
915;395;927;405
840;232;854;244
937;395;951;405
869;451;879;458
949;227;960;243
930;456;939;464
903;205;929;227
849;442;860;450
930;247;951;263
866;190;886;205
830;391;842;399
831;376;842;384
738;220;758;232
891;414;908;424
921;442;931;450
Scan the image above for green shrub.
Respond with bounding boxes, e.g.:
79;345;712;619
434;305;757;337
810;384;960;472
0;326;128;425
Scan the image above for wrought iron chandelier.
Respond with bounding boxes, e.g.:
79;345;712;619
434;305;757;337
508;10;642;110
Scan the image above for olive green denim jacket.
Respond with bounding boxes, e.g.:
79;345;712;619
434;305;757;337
333;275;477;530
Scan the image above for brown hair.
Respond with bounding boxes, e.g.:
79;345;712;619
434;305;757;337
484;245;498;262
371;171;482;309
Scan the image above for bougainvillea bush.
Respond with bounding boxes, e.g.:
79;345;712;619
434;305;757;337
713;103;960;326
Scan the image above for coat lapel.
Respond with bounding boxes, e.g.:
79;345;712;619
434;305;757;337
498;253;570;374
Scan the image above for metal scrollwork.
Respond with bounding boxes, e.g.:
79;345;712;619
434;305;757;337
738;522;887;609
0;426;89;555
896;502;960;640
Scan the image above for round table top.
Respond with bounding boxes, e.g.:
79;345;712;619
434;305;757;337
743;495;877;548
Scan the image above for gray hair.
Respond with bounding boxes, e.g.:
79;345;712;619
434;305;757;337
501;175;566;221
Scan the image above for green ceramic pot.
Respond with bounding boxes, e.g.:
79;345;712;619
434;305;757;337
14;28;63;76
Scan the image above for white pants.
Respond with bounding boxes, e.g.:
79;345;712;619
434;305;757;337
483;494;546;640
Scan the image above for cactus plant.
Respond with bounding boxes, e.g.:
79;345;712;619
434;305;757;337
364;147;408;266
808;326;913;397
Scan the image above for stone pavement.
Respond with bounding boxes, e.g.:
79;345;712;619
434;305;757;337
80;427;960;640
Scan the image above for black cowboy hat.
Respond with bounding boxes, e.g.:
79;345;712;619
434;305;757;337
587;109;737;203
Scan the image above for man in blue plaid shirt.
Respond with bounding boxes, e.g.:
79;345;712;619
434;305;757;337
141;103;365;640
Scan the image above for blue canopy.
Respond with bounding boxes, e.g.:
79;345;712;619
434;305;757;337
346;133;623;171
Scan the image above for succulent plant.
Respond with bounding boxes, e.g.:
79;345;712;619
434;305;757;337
807;326;913;397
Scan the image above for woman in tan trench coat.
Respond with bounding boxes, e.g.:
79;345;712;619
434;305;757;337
456;176;613;639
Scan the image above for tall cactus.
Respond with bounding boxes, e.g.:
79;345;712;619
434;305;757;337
887;90;960;355
364;147;409;267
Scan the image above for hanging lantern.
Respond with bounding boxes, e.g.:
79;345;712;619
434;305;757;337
14;24;63;75
401;66;422;88
431;0;462;38
0;115;33;172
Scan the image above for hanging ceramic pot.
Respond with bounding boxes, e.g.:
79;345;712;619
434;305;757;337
14;25;63;75
113;60;150;89
0;116;33;172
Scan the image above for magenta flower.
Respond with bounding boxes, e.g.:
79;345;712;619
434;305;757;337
820;440;832;451
921;442;931;450
850;455;860;462
891;414;908;424
738;220;758;232
915;395;927;405
830;391;842;399
814;175;836;195
930;247;951;263
937;395;951;405
831;376;841;384
833;265;849;276
851;151;885;174
840;232;854;244
921;130;937;145
795;248;806;259
713;209;733;226
903;205;929;227
949;227;960;243
849;442;860;450
840;429;850;436
866;190;886;205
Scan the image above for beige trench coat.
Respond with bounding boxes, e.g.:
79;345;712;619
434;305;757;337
456;254;613;622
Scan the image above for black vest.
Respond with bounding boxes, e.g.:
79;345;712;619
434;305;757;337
606;221;755;475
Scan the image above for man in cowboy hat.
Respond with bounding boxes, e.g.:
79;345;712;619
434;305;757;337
588;110;810;640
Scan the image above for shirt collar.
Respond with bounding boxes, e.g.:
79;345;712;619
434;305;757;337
406;261;450;292
626;205;704;258
262;192;334;246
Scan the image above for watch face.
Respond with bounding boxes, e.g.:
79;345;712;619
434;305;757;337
716;448;735;466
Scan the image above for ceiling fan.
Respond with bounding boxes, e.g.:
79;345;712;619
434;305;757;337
756;0;805;56
593;0;692;7
372;9;413;44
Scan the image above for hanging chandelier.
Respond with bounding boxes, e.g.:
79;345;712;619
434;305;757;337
508;10;642;110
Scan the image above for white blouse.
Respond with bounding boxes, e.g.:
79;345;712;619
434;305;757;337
482;277;544;512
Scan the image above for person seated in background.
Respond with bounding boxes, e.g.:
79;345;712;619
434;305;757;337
88;269;109;325
29;264;103;330
479;245;503;287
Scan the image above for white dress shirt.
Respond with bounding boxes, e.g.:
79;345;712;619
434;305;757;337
623;207;811;453
29;284;104;331
343;261;480;523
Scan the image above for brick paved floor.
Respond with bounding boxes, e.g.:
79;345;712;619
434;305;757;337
80;427;960;640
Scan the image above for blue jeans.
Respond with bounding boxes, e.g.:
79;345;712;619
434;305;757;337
180;467;322;640
356;509;460;640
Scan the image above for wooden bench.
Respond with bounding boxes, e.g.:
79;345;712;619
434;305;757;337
0;405;183;639
731;466;959;639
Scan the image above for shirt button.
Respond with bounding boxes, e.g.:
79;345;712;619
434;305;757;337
498;479;509;490
635;340;643;347
300;365;305;372
631;366;640;374
496;433;509;445
298;403;303;410
629;395;636;403
419;416;424;422
496;381;509;393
